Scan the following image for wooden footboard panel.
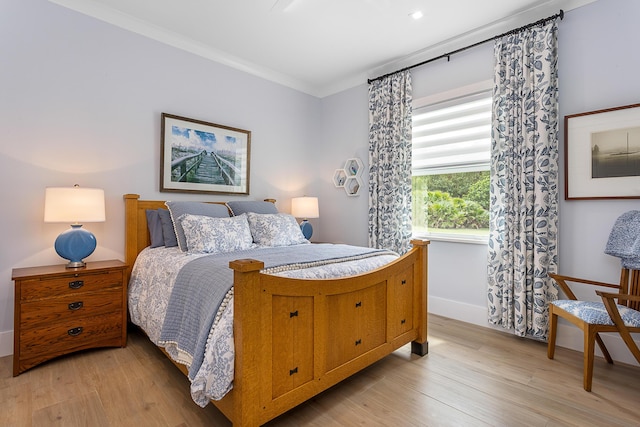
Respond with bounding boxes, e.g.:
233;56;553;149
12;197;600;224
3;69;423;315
230;240;429;426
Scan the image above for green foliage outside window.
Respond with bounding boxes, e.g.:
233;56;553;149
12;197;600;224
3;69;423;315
412;171;490;235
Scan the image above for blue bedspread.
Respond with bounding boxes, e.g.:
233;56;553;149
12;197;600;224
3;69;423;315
159;244;395;380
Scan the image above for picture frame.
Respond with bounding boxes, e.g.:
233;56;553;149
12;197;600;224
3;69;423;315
160;113;251;195
565;103;640;200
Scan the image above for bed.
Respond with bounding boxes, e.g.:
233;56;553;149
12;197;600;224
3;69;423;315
123;193;429;426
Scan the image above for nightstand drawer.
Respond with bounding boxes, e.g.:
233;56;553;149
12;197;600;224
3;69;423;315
19;312;123;359
20;287;123;328
19;270;123;301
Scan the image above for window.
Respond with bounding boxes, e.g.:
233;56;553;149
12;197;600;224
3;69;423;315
412;83;492;242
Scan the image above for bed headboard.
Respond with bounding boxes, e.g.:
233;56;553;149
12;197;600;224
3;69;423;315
122;194;275;280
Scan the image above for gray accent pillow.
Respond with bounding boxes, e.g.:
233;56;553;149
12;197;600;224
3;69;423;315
226;200;278;216
166;201;230;251
145;209;165;248
157;208;178;248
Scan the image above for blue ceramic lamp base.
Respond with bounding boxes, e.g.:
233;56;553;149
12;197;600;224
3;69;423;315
54;224;97;268
300;219;313;240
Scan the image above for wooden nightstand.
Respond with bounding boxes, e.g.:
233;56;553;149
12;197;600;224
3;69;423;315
11;259;128;376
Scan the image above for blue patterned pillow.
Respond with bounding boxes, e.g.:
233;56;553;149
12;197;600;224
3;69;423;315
246;212;308;247
226;200;278;216
166;201;230;252
178;213;254;254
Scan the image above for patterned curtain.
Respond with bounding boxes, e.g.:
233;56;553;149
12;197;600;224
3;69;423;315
487;21;559;339
368;71;413;254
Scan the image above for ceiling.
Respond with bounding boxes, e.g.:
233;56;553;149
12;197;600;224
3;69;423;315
50;0;595;98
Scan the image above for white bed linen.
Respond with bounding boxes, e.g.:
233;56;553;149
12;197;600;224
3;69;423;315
128;244;397;406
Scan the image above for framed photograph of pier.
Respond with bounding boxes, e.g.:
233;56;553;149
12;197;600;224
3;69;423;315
160;113;251;195
565;103;640;200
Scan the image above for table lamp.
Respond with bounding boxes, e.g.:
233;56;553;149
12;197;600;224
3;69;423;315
291;196;319;240
44;185;106;268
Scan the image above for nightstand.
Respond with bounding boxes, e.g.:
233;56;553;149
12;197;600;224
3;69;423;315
11;259;128;376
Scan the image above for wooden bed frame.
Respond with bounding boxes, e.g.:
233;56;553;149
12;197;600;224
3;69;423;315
124;194;429;426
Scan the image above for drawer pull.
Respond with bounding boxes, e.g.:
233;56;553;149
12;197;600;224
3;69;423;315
289;367;298;376
68;301;84;311
290;310;298;318
401;279;407;285
355;301;362;308
355;339;362;346
401;319;406;325
68;280;84;289
67;327;83;337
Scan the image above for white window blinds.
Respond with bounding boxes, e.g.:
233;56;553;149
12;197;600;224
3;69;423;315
412;90;492;176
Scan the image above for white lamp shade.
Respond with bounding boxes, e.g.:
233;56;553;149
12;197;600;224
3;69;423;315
291;196;319;219
44;187;106;223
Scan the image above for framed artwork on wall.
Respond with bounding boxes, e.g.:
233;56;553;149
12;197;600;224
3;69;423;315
565;103;640;200
160;113;251;195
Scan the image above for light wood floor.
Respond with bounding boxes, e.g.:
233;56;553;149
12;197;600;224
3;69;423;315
1;315;639;427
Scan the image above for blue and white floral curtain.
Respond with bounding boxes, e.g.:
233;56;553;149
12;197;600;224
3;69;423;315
368;71;413;254
487;21;559;339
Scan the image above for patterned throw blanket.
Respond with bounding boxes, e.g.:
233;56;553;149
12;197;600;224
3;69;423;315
158;244;395;380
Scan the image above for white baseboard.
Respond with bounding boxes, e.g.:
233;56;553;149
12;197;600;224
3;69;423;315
0;330;13;358
429;295;489;327
428;295;639;367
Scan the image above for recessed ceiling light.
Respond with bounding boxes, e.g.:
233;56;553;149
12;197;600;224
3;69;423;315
410;11;423;20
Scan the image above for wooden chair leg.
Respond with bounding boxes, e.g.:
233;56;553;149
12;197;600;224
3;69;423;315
614;325;640;364
583;327;596;392
547;310;558;360
595;334;614;364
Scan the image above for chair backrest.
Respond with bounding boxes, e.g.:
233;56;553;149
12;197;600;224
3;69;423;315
605;210;640;307
620;268;640;310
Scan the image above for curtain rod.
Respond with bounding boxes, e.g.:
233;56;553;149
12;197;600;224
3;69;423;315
368;9;564;84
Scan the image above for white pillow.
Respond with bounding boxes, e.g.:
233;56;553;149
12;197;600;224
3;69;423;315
246;212;309;246
178;213;254;254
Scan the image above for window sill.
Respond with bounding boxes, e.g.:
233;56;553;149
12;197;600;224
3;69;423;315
413;233;489;245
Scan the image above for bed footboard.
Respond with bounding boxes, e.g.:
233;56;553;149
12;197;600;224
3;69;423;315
123;194;428;427
229;240;429;426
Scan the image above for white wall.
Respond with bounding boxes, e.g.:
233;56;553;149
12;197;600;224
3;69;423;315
313;85;371;246
1;0;638;367
0;0;321;355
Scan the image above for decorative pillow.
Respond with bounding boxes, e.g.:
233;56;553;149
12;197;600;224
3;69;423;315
246;212;309;247
166;201;230;252
226;200;278;216
179;213;254;254
157;208;178;248
145;209;165;248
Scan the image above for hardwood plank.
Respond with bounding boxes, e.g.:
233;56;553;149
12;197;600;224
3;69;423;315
0;381;32;427
0;315;638;426
32;390;109;427
28;355;98;412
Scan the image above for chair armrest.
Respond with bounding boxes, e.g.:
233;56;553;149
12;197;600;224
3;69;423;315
549;273;620;300
549;274;619;288
596;291;640;303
